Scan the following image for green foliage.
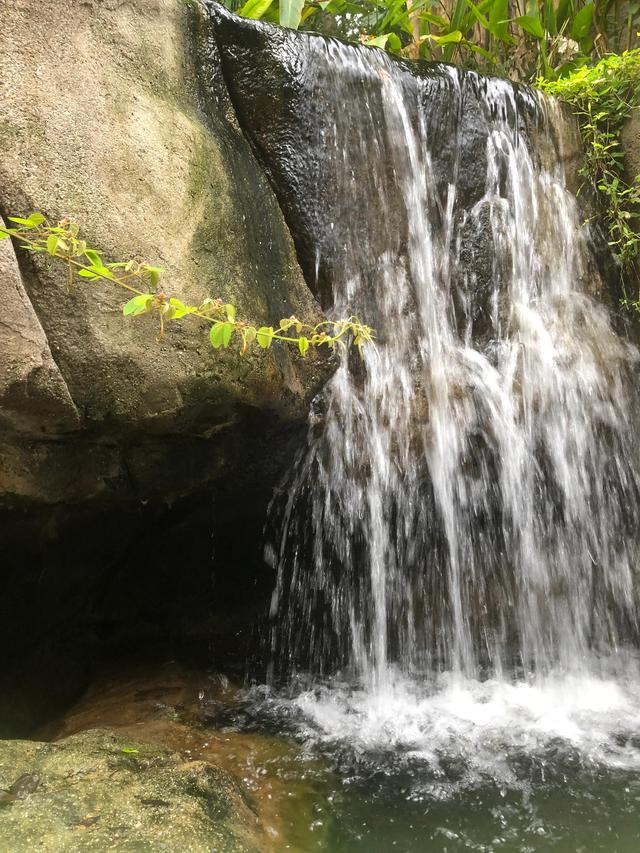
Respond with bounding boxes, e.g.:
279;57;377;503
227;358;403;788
0;215;375;356
227;0;639;82
540;50;640;295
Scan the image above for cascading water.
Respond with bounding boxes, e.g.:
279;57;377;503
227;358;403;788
212;11;640;846
265;43;640;698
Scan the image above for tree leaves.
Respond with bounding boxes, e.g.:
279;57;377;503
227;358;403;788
141;265;163;290
279;0;304;29
168;297;195;319
8;212;45;228
488;0;511;42
515;15;545;40
238;0;274;18
571;3;594;40
209;321;235;349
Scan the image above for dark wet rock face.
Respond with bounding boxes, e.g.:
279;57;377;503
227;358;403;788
209;4;625;337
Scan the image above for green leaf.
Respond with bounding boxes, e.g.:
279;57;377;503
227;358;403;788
386;33;402;52
168;297;195;319
78;263;113;280
121;748;139;754
542;0;557;35
418;10;449;27
209;322;226;349
222;322;234;348
0;230;10;240
123;294;154;316
8;213;45;229
571;3;594;40
256;326;274;349
225;303;236;322
488;0;509;41
579;36;594;54
556;56;589;77
46;235;59;255
364;34;391;48
461;0;491;31
515;15;544;39
279;0;304;29
84;249;103;268
244;326;257;346
238;0;274;19
429;29;463;45
555;0;571;31
141;265;163;289
462;39;498;63
298;336;310;356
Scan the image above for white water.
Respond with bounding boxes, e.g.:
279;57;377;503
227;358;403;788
262;41;640;773
290;660;640;775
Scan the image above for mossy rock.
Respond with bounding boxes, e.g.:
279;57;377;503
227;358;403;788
0;729;264;852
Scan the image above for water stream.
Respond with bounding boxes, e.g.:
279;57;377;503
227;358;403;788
222;29;640;850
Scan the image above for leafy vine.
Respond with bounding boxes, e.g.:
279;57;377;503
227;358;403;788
0;213;374;355
539;50;640;300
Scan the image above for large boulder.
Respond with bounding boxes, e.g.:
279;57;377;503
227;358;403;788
0;0;328;508
0;0;331;734
0;729;265;852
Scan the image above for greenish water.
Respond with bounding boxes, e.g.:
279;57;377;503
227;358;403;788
316;768;640;851
216;669;640;852
40;663;640;850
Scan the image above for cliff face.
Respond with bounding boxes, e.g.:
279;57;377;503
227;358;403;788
0;0;329;509
0;0;333;733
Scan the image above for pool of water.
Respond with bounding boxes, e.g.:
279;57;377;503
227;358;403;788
45;662;640;851
212;663;640;851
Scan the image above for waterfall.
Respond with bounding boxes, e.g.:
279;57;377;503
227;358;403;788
260;39;640;696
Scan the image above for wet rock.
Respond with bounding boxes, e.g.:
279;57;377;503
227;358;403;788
0;728;264;852
34;664;330;851
208;4;618;336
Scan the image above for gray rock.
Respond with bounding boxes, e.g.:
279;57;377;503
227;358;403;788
0;0;329;507
0;216;79;436
0;0;333;735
